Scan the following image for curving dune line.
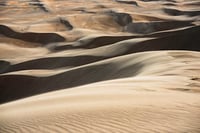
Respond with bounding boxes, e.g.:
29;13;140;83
125;20;194;34
1;51;200;103
3;56;105;73
0;25;200;103
53;25;200;51
1;25;199;75
52;25;194;50
0;25;66;44
163;8;200;16
0;53;143;103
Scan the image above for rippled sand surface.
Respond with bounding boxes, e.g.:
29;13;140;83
0;0;200;132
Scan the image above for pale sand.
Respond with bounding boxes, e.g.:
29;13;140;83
1;51;200;132
0;0;200;132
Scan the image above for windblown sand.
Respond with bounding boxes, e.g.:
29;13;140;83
0;0;200;132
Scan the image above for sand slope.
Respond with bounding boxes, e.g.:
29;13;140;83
0;51;200;132
0;0;200;132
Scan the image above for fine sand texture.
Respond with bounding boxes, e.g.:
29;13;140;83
0;0;200;132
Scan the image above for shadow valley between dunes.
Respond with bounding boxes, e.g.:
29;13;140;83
0;25;66;44
0;25;200;103
0;56;144;103
53;25;200;51
1;25;199;75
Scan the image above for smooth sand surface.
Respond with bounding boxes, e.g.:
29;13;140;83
0;0;200;132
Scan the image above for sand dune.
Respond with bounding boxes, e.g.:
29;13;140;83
0;0;200;132
0;25;66;44
0;51;200;133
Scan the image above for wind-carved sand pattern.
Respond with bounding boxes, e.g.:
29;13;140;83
0;0;200;132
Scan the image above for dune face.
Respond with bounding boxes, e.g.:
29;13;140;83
0;0;200;132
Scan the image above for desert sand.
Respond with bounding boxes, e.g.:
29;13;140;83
0;0;200;132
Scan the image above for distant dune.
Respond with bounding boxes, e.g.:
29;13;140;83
0;0;200;132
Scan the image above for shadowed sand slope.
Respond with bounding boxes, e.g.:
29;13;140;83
0;25;66;44
0;0;200;132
